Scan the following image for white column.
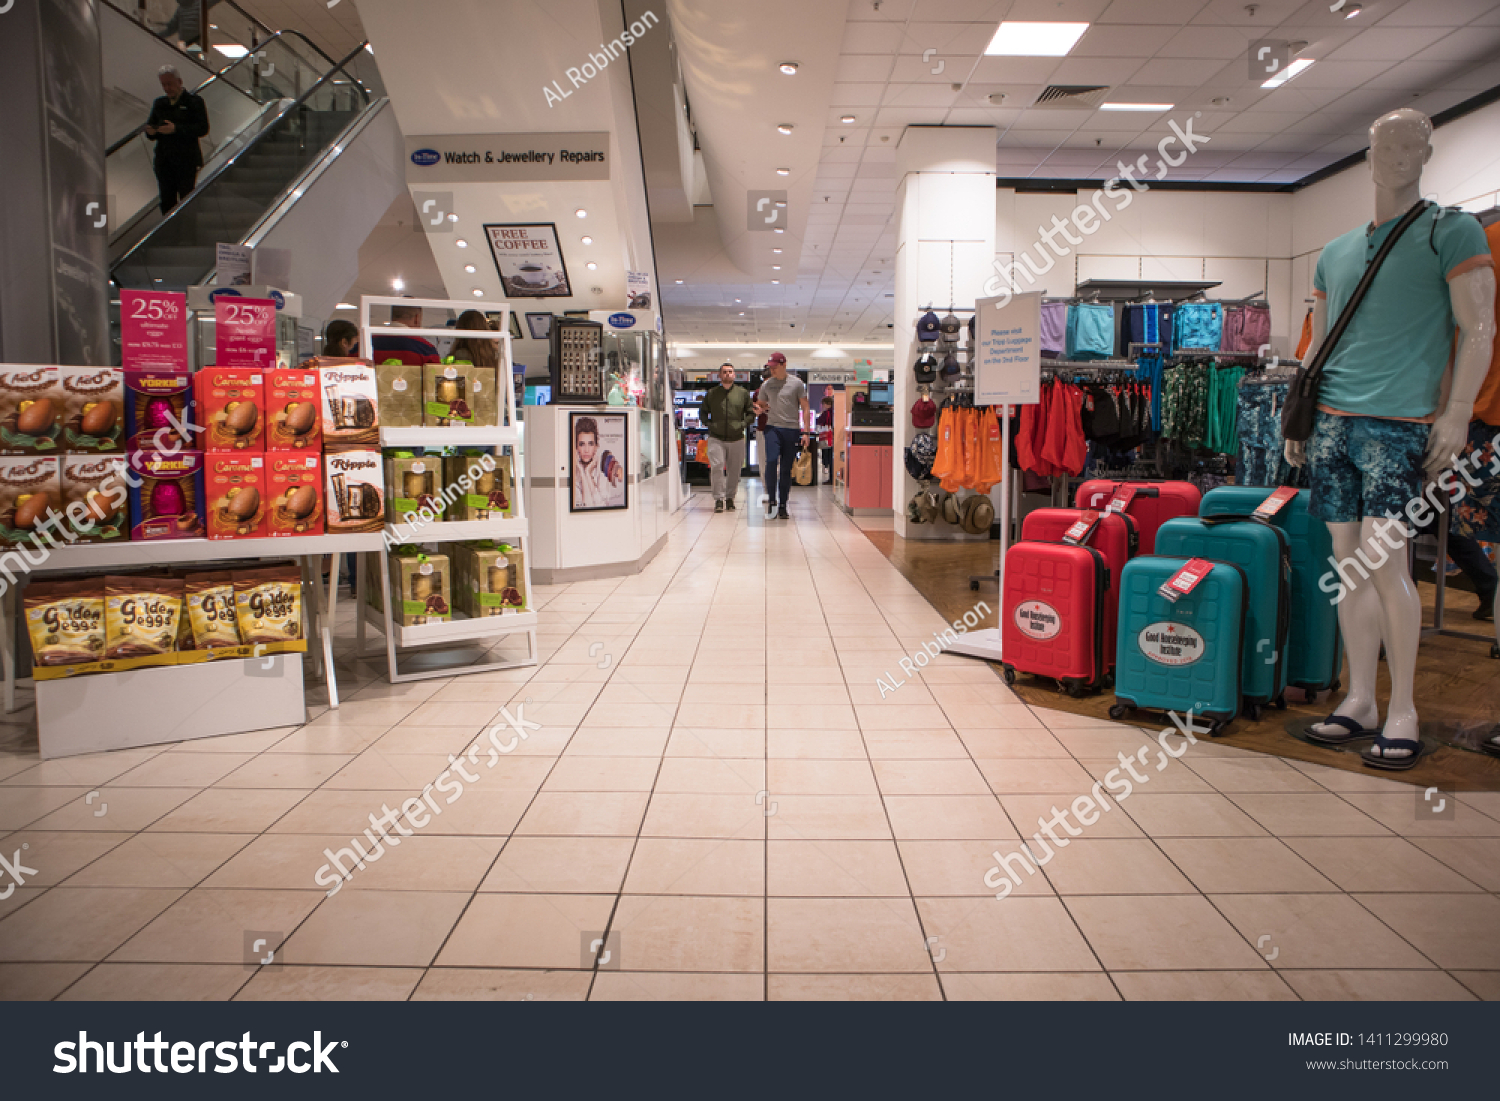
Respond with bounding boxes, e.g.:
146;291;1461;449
892;127;997;540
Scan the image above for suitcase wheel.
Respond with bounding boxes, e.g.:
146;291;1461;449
1108;703;1130;721
1103;672;1114;690
1001;665;1017;686
1491;644;1499;660
1062;681;1084;699
1245;702;1262;722
1208;719;1231;738
1331;678;1341;690
1275;693;1288;711
969;580;980;591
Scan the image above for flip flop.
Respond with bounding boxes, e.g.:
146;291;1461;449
1303;714;1379;746
1482;734;1500;760
1361;734;1423;771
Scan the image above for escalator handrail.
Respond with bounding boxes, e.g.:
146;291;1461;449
111;39;374;279
105;28;370;156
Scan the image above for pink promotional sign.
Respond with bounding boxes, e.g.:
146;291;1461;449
120;289;188;369
215;296;277;367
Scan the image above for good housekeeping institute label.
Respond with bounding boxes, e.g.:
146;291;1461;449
1139;621;1205;666
1013;600;1061;640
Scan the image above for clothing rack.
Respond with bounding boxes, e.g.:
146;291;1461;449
918;305;975;314
1421;504;1500;652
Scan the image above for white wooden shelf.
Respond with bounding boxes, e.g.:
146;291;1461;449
384;518;527;544
380;425;521;448
33;533;384;573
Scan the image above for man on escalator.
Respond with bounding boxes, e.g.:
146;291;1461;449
144;65;210;216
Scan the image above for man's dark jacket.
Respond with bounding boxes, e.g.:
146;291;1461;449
146;90;210;168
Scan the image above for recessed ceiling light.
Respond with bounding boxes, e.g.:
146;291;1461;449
983;21;1089;57
775;200;786;207
771;279;780;284
455;239;468;248
586;262;598;270
391;277;405;291
575;208;587;218
581;235;593;245
840;115;856;124
779;62;798;75
472;288;484;297
336;302;355;310
1100;102;1174;111
1262;57;1314;88
464;264;476;273
1342;2;1363;17
772;248;783;254
735;299;741;303
675;279;684;284
776;168;790;176
214;43;249;58
447;212;458;222
774;228;784;234
777;123;794;134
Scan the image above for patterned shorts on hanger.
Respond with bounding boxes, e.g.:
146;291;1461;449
1454;419;1500;542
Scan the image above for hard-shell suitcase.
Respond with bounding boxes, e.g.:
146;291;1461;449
1154;516;1291;719
1021;508;1139;674
1001;539;1110;697
1073;480;1201;554
1199;486;1343;693
1111;556;1248;736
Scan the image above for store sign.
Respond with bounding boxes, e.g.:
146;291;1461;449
484;223;572;299
607;313;637;329
215;297;277;367
404;133;610;182
216;242;252;287
975;290;1041;406
120;289;187;370
627;270;651;309
809;369;855;384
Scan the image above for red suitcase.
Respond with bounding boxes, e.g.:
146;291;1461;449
1001;539;1110;697
1073;479;1201;554
1021;508;1138;674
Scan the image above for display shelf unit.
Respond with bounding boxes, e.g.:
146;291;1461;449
356;295;538;683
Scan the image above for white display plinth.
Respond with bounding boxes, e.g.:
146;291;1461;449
946;627;1004;663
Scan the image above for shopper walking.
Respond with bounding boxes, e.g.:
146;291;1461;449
752;352;809;520
371;301;440;365
144;65;209;216
698;363;752;512
816;393;835;480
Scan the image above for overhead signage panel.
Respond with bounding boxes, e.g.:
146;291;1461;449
405;133;611;182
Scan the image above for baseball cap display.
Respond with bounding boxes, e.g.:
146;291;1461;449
941;350;960;377
967;315;976;343
917;311;941;342
940;312;962;337
911;395;936;428
913;353;938;384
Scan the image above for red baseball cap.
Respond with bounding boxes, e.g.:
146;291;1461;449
766;352;787;366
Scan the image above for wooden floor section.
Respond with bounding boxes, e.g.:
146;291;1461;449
861;529;1500;792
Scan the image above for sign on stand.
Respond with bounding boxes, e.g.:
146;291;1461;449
215;297;277;367
120;289;187;370
975;291;1041;407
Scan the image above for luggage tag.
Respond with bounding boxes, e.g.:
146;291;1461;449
1106;485;1138;514
1253;486;1298;519
1061;510;1102;546
1158;558;1214;604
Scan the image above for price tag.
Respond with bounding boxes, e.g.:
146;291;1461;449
1062;510;1101;546
1106;485;1138;514
1253;486;1298;519
215;297;277;367
1158;558;1214;603
120;289;187;369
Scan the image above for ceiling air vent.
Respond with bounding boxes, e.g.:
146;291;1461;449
1032;85;1110;109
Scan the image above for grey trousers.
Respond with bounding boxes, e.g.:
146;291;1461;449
706;436;745;501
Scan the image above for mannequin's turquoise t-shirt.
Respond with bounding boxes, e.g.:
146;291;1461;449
1314;203;1492;418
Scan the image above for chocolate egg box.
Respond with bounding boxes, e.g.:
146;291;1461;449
59;367;124;453
124;369;197;451
324;446;384;534
61;454;129;543
206;452;267;540
389;548;451;625
0;365;65;455
266;453;323;537
266;369;322;451
443;451;512;521
0;455;63;548
195;367;265;452
316;362;379;446
375;364;424;427
126;448;206;541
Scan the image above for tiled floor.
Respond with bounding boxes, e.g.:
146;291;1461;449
0;486;1496;1001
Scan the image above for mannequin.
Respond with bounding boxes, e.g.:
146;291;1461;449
1287;108;1497;769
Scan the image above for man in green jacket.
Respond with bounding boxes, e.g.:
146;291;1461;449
698;363;752;512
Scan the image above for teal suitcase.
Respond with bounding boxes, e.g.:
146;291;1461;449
1199;486;1343;693
1154;515;1291;719
1111;556;1247;736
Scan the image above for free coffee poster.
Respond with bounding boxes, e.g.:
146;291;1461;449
484;223;572;299
569;411;627;512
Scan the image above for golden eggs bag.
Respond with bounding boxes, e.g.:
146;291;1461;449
25;578;105;666
232;564;303;644
185;571;241;649
105;575;185;659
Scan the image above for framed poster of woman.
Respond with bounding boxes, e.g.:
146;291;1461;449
569;411;628;512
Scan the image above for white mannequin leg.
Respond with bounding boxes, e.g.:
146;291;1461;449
1310;521;1382;737
1358;517;1422;755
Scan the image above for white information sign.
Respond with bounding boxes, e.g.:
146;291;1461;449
975;291;1041;406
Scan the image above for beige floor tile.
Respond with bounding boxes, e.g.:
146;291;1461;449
942;972;1120;1000
1411;838;1500;890
1211;893;1434;970
0;962;92;1000
768;897;928;972
765;794;892;840
642;793;766;840
406;790;532;836
624;838;764;895
0;886;183;962
436;893;615;969
1353;893;1500;970
63;833;253;889
322;751;472;790
215;754;354;789
768;664;855;685
1040;839;1197;895
609;895;764;972
873;759;990;796
0;831;130;886
1454;972;1500;1000
1076;757;1214;794
900;839;1054;898
655;757;765;795
917;896;1101;972
680;683;765;706
281;889;468;967
884;796;1014;841
974;758;1098;795
563;727;671;757
768;759;878;796
860;728;970;759
768;704;852;729
112;753;256;788
267;725;390;755
939;703;1045;730
235;964;424;1001
1339;793;1500;837
1186;757;1329;793
109;888;320;965
24;787;199;833
1285;759;1418;792
591;971;765;1000
576;702;679;729
411;968;591;1000
303;699;422;728
1153;838;1337;894
1283;837;1484;893
1111;971;1297;1001
765;728;868;759
149;788;307;833
1065;895;1270;971
1229;793;1391;836
854;704;952;730
163;727;297;753
769;973;941;1000
480;836;635;894
1003;793;1144;838
516;791;649;836
58;962;248;1001
1046;727;1158;757
265;789;417;834
767;840;909;897
666;727;766;758
954;728;1069;759
543;756;662;792
774;684;855;707
1281;969;1479;1001
2;748;163;787
366;726;483;756
1119;794;1269;837
1456;791;1500;821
